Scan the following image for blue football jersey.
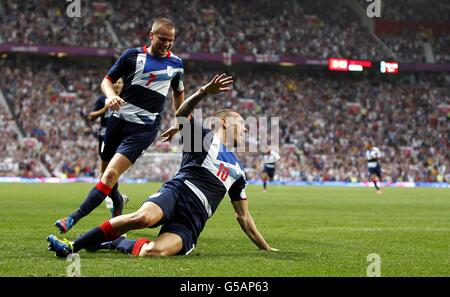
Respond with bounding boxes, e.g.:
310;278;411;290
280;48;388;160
106;46;184;125
174;117;247;218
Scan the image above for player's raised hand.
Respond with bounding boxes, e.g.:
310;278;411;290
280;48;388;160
106;95;125;111
201;73;233;95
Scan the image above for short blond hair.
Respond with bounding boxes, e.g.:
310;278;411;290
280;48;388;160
212;109;240;119
210;109;241;131
151;17;175;33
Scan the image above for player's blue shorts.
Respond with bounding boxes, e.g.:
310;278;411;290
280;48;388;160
369;165;382;178
101;116;160;163
144;178;208;256
262;165;275;179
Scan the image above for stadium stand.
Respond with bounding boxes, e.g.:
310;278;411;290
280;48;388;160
0;0;449;183
0;59;103;178
2;0;448;62
380;0;450;22
0;0;114;48
433;34;450;63
0;56;448;182
0;103;45;177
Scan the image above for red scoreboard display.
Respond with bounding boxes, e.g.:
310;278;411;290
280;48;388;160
328;58;399;74
380;61;399;74
328;58;372;72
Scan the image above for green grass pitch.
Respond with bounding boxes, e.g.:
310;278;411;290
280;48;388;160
0;183;449;276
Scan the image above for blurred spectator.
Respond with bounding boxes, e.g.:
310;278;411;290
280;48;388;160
0;0;114;48
379;0;450;22
0;104;45;177
0;56;449;182
1;0;448;63
0;59;103;178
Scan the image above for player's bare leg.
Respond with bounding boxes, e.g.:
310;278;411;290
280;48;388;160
371;175;382;194
55;153;133;233
101;153;132;188
48;201;165;257
138;232;183;257
101;153;132;217
109;201;164;234
100;160;114;209
100;158;129;217
261;172;268;192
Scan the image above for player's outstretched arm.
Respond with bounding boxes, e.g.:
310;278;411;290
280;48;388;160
231;199;279;252
161;74;232;142
175;73;233;118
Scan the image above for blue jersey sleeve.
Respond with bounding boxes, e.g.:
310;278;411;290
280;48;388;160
106;48;137;83
92;95;105;112
228;176;247;201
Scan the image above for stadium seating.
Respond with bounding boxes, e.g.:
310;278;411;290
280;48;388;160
0;104;45;177
0;57;448;182
1;0;449;62
378;0;450;22
0;0;449;182
0;60;102;178
0;0;114;48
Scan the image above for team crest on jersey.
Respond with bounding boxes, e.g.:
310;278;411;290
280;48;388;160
167;66;174;77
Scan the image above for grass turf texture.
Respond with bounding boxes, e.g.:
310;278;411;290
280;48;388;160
0;183;449;276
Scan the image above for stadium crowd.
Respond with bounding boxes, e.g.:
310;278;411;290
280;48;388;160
0;0;449;183
0;0;114;48
1;0;449;63
214;70;450;183
0;60;102;178
378;31;427;63
0;104;45;177
433;34;450;63
379;0;450;22
1;57;448;183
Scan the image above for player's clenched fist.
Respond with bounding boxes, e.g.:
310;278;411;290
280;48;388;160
106;95;125;111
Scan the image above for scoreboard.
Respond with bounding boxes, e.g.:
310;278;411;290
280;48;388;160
328;58;399;74
380;61;399;74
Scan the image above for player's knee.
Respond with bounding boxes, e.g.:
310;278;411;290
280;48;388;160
132;211;154;228
102;168;119;186
139;243;170;257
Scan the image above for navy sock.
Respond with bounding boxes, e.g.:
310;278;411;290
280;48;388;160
70;182;111;223
109;183;124;217
73;227;105;253
73;220;119;253
110;237;136;254
263;180;267;190
373;181;379;190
